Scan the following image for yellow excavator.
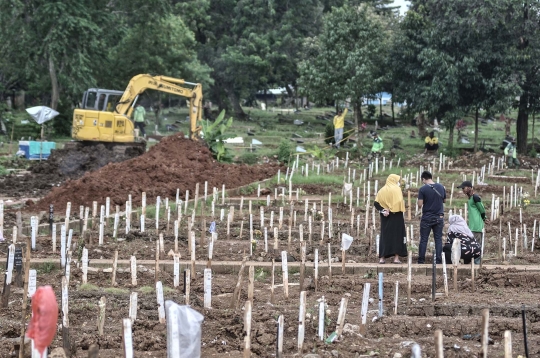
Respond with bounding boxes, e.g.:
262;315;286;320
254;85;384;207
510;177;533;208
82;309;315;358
70;74;203;153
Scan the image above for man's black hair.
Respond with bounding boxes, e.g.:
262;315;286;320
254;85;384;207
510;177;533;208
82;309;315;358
421;171;432;180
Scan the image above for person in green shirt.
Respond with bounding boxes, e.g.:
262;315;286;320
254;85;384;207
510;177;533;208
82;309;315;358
504;139;520;169
133;103;146;137
371;132;383;153
457;180;488;264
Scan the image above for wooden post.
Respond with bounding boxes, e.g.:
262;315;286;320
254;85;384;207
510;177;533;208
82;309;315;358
98;297;106;336
335;293;350;338
82;248;88;284
1;244;15;308
61;276;71;357
434;329;443;358
155;240;160;282
129;292;138;323
407;250;412;306
297;291;307;354
314;248;319;292
243;300;252;358
481;309;489;357
360;283;370;335
204;268;212;309
471;259;475;291
184;269;190;305
441;252;448;296
111;250;118;286
122;318;133;358
248;265;255;303
131;256;137;286
156;281;166;324
276;315;284;358
270;259;275;304
394;281;399;315
327;243;332;279
504;331;512;358
407;190;411;220
231;257;247;308
281;251;289;298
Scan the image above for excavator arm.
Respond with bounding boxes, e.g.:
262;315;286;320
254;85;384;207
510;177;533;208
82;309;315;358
115;74;203;140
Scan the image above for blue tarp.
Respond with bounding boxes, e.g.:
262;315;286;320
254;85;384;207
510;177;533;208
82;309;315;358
19;141;56;160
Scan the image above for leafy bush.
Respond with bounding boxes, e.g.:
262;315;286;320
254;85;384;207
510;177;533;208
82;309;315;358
529;146;538;158
324;123;335;145
367;104;376;119
241;152;258;164
201;110;234;162
276;139;293;163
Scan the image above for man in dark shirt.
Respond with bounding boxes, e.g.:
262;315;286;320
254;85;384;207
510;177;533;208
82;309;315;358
417;171;446;264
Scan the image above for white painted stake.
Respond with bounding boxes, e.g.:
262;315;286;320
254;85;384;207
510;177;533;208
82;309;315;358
204;268;212;308
281;251;289;298
156;281;166;323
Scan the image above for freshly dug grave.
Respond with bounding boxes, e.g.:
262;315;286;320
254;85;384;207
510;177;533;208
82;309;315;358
37;134;283;210
0;142;142;198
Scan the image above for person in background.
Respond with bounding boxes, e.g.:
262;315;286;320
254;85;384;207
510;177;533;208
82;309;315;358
424;131;439;153
374;174;408;264
333;108;348;148
133;103;146;137
371;132;384;154
443;215;481;265
457;180;488;261
504;139;520;169
417;171;446;264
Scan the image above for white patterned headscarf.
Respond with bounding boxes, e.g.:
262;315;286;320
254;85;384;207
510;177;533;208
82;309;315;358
448;215;473;238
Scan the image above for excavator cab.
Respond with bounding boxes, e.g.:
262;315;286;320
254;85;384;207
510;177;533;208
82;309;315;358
73;88;138;143
82;89;124;112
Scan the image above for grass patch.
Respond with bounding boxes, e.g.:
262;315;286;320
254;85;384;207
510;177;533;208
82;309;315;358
104;287;129;295
139;286;155;294
163;286;176;294
36;261;57;274
78;283;100;291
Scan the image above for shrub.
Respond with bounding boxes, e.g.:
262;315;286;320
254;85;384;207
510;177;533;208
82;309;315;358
324;123;335;145
367;104;376;119
276;140;293;163
241;152;258;165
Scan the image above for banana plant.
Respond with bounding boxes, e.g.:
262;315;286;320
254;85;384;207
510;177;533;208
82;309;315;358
201;110;235;162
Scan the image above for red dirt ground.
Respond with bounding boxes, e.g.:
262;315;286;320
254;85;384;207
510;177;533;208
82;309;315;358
36;134;283;210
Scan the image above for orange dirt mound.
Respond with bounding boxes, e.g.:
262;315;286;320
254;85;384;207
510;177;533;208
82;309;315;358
37;134;282;210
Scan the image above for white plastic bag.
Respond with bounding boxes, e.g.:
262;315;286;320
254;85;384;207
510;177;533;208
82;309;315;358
165;300;204;357
341;233;353;250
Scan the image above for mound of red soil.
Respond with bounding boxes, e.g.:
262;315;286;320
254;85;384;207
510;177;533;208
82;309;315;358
37;134;282;210
0;143;142;198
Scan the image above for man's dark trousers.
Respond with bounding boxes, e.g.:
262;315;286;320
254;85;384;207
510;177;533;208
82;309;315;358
418;216;444;264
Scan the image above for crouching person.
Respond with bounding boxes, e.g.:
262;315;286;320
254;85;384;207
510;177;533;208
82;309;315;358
443;215;481;265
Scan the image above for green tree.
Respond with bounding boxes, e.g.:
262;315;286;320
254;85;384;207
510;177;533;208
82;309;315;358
391;0;521;150
299;3;391;137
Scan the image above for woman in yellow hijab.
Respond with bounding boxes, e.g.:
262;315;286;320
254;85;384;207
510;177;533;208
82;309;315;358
374;174;407;264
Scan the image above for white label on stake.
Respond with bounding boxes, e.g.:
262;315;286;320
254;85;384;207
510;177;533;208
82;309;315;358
6;244;14;284
129;292;138;322
156;281;165;323
173;256;180;287
28;269;37;298
204;268;212;308
123;318;133;358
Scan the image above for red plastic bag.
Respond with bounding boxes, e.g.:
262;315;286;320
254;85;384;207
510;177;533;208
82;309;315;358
26;286;59;354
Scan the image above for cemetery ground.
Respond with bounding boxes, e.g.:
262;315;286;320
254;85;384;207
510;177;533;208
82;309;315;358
1;109;540;357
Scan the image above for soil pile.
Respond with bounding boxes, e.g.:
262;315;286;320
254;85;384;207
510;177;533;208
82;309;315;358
37;134;282;210
1;143;141;198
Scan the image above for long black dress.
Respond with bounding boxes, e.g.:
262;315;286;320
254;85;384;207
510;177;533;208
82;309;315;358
374;201;408;258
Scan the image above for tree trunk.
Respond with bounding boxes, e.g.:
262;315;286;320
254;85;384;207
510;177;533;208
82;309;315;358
473;107;479;152
353;101;361;140
264;89;267;109
48;56;59;110
532;110;535;149
285;85;294;106
517;94;529;154
379;97;383;120
391;99;395;124
225;89;245;119
448;126;454;150
417;112;428;138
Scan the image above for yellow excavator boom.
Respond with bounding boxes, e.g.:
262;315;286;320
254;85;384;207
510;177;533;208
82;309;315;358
72;74;203;144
